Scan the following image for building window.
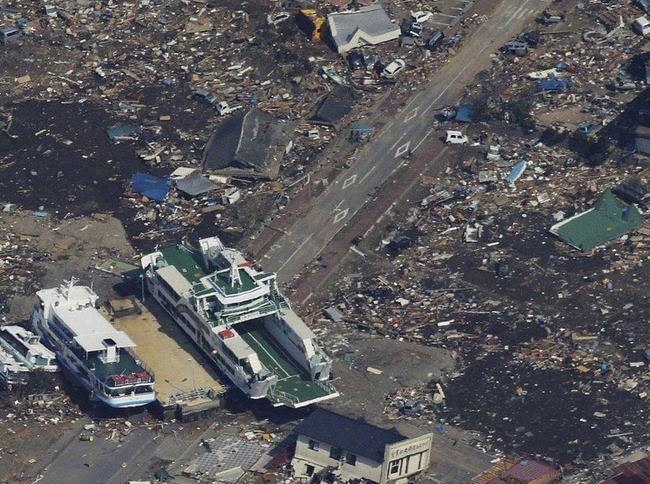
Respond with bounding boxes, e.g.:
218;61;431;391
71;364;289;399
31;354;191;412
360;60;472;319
329;447;342;460
305;464;315;476
346;453;357;466
389;460;400;475
308;439;319;451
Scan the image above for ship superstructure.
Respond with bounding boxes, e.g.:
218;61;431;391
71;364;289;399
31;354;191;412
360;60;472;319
31;280;156;408
141;236;338;407
0;325;57;386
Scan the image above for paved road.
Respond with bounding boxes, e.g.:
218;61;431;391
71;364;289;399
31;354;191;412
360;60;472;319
261;0;549;284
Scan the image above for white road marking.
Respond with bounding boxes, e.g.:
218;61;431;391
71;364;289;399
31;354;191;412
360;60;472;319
343;174;357;189
334;199;345;210
404;107;419;123
276;233;313;272
390;132;407;150
333;208;349;224
435;13;457;18
359;165;377;184
395;141;411;158
505;0;531;26
430;20;452;26
413;127;436;152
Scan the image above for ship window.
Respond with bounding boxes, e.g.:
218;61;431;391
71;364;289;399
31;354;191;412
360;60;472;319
2;334;29;357
308;439;319;451
346;453;356;466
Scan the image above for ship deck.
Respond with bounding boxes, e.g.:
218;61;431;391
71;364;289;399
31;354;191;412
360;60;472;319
237;320;337;407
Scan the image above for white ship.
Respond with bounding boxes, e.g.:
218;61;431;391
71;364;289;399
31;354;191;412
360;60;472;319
0;325;57;386
141;236;338;408
31;280;156;408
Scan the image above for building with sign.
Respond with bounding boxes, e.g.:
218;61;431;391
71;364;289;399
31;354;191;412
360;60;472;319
291;408;433;483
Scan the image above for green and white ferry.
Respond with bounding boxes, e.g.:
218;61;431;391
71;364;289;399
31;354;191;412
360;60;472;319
140;236;338;407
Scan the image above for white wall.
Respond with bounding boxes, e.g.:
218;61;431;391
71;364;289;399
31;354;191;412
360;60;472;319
292;434;383;483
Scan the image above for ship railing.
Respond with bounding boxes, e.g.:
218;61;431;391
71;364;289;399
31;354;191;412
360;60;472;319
314;378;336;394
125;347;155;380
270;386;300;406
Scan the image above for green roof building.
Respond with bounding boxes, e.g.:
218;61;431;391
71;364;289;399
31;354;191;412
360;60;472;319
550;190;644;251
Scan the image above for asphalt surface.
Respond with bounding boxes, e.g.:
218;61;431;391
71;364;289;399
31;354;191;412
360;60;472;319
261;0;551;285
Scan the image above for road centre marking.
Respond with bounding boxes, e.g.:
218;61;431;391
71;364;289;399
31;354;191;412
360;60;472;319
395;141;411;158
333;208;349;224
343;174;357;189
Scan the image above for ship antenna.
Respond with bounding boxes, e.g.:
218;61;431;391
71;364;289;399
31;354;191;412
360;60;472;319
230;264;241;287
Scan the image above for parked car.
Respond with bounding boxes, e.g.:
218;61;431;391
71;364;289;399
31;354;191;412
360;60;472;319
539;11;564;25
364;52;381;70
267;11;291;26
424;31;445;50
609;77;636;91
407;22;423;38
502;40;529;56
517;30;540;48
381;59;406;79
578;121;598;135
193;89;217;105
401;20;422;38
445;130;469;145
348;51;365;70
633;16;650;36
0;26;21;44
410;10;433;23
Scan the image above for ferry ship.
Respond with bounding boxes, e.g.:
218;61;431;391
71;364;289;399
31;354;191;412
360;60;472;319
0;325;57;386
31;280;156;408
141;236;338;408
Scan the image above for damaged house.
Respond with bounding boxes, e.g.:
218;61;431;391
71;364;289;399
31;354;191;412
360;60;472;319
327;5;401;54
309;86;356;129
202;108;292;179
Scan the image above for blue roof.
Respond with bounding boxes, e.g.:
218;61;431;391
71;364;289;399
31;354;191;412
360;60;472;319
130;173;170;202
455;104;475;123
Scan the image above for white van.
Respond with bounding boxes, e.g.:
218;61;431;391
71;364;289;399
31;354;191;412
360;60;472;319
633;16;650;36
445;130;468;145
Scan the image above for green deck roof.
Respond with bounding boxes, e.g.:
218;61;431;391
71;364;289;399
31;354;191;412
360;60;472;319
161;246;206;284
210;269;258;295
551;190;644;251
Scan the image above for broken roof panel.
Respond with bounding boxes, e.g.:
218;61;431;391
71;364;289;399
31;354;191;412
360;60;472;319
327;5;401;54
175;173;218;197
550;190;644;251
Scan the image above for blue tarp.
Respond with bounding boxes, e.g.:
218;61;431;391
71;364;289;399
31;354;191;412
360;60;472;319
455;104;475;123
130;173;170;202
537;79;570;91
506;161;527;185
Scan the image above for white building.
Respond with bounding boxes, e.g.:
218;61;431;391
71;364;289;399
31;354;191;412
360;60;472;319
291;408;433;483
327;5;401;54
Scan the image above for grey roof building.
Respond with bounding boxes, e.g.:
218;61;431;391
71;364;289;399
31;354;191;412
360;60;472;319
327;5;401;54
202;108;292;179
291;408;433;483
